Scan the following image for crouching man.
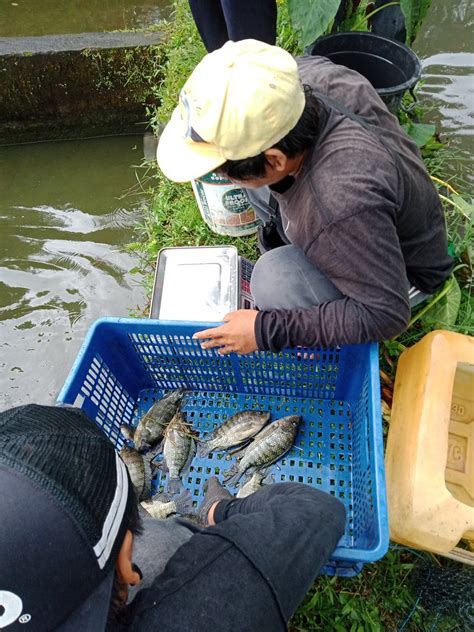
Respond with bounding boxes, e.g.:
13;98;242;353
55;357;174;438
157;40;452;355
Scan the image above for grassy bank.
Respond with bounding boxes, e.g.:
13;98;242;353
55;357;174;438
128;2;473;630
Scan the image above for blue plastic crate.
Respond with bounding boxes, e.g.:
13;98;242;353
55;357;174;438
58;317;389;576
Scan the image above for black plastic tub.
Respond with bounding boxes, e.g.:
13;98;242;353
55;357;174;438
309;32;422;113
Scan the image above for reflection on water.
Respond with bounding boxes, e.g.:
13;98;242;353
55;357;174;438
415;0;474;182
0;136;149;410
0;0;172;37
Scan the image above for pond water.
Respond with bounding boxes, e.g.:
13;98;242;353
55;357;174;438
0;1;172;37
0;1;472;411
0;136;149;410
414;0;474;183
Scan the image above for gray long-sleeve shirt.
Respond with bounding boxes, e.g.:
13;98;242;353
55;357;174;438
255;56;452;351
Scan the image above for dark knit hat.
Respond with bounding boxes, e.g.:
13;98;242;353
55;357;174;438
0;404;134;631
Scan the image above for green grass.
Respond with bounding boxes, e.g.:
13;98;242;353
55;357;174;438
126;2;474;630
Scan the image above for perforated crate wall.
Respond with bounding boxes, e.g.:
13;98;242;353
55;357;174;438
59;318;388;576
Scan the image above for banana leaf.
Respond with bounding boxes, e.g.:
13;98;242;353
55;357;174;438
287;0;340;48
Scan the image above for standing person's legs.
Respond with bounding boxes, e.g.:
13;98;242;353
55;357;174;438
221;0;277;45
188;0;229;52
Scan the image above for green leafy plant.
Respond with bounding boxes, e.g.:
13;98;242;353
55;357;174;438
421;275;462;330
287;0;340;48
402;122;436;148
284;0;433;47
400;0;432;44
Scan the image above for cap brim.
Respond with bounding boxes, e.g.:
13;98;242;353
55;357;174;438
157;107;226;182
55;571;114;632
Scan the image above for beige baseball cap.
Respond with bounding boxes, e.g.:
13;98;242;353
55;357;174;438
157;39;305;182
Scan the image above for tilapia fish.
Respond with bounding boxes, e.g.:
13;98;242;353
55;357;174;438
224;415;300;487
141;489;193;519
197;410;271;458
236;469;270;499
119;444;161;501
133;387;187;452
163;411;196;494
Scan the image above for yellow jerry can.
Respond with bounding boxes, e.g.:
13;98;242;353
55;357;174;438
385;330;474;557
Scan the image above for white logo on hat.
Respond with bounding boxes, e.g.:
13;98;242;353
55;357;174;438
0;591;30;628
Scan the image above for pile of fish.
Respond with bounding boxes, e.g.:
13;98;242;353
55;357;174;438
127;387;187;452
118;387;302;520
120;387;196;510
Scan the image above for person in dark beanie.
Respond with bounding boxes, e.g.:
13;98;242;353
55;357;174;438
0;404;346;631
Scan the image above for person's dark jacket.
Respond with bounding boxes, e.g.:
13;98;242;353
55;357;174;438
255;56;452;351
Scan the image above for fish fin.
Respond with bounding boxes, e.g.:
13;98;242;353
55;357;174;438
223;471;242;487
145;442;163;463
223;464;236;478
167;477;182;495
182;439;196;476
120;424;135;442
174;489;193;515
150;456;163;471
137;442;152;454
140;489;153;501
139;503;153;518
153;492;172;503
197;442;211;458
260;466;275;485
226;439;253;459
223;465;243;487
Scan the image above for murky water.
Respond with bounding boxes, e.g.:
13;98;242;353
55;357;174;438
415;0;474;183
0;1;172;37
0;136;150;410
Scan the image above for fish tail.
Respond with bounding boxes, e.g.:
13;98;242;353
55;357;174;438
120;424;135;444
174;489;193;515
223;468;242;487
167;477;182;495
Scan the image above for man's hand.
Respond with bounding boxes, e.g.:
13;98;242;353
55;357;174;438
193;309;259;355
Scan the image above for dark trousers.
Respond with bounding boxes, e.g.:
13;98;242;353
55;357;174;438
188;0;277;52
128;484;346;631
